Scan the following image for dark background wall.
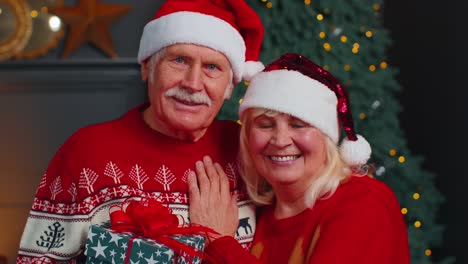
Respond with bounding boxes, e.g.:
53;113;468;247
384;0;466;262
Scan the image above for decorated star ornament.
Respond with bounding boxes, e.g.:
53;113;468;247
48;0;132;58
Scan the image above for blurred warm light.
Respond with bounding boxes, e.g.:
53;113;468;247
414;221;422;228
49;16;61;32
31;10;39;18
398;156;406;163
380;61;388;69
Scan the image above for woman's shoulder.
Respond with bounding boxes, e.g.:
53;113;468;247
341;175;395;195
330;175;402;216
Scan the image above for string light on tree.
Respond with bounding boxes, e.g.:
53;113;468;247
398;156;406;163
352;42;360;54
332;27;343;36
319;32;326;39
304;0;311;5
340;35;348;42
372;100;381;109
380;61;388;69
375;166;386;176
401;207;408;215
389;149;397;156
323;42;331;52
316;14;324;21
359;113;366;120
413;193;420;200
365;30;373;38
414;221;422;228
369;65;377;72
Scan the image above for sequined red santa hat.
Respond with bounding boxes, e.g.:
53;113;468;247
137;0;265;83
239;53;371;165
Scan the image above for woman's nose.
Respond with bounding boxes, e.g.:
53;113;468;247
271;125;292;147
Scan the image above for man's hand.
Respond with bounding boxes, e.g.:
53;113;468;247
188;156;239;239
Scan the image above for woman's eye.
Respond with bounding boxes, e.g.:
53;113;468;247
291;123;306;128
256;122;273;128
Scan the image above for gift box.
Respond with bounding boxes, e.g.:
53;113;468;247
85;223;206;264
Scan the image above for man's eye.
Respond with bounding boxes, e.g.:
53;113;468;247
174;57;184;63
206;64;218;70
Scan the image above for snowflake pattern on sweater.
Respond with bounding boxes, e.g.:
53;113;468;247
17;104;256;263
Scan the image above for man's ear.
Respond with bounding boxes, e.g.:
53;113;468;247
141;60;150;81
223;82;235;100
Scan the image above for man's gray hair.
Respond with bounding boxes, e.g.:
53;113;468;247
148;48;166;84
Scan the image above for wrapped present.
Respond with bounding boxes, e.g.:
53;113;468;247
85;199;216;264
85;223;205;264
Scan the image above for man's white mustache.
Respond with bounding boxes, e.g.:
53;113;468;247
165;87;212;107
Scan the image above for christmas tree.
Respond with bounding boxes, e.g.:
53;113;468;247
218;1;452;263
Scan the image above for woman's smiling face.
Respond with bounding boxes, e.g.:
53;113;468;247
248;111;328;188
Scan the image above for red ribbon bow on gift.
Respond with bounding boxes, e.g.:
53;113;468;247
109;198;218;264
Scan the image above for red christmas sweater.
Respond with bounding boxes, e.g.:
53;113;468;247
17;104;256;263
205;175;410;264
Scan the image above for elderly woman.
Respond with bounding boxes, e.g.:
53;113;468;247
188;53;410;263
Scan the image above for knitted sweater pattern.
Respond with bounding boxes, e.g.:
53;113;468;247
17;105;255;263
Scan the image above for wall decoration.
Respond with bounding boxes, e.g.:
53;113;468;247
0;0;32;60
14;0;65;59
48;0;132;58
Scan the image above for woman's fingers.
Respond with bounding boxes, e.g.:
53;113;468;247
188;156;239;237
195;160;210;195
230;193;239;220
187;171;200;203
215;162;230;198
203;156;220;194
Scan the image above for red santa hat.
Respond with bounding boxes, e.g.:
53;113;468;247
239;53;372;166
137;0;265;83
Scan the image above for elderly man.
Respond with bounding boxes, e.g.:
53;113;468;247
17;0;264;262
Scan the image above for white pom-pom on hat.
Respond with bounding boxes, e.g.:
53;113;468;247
243;61;265;81
339;134;372;166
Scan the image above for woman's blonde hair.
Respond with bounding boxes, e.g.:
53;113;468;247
238;108;364;208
